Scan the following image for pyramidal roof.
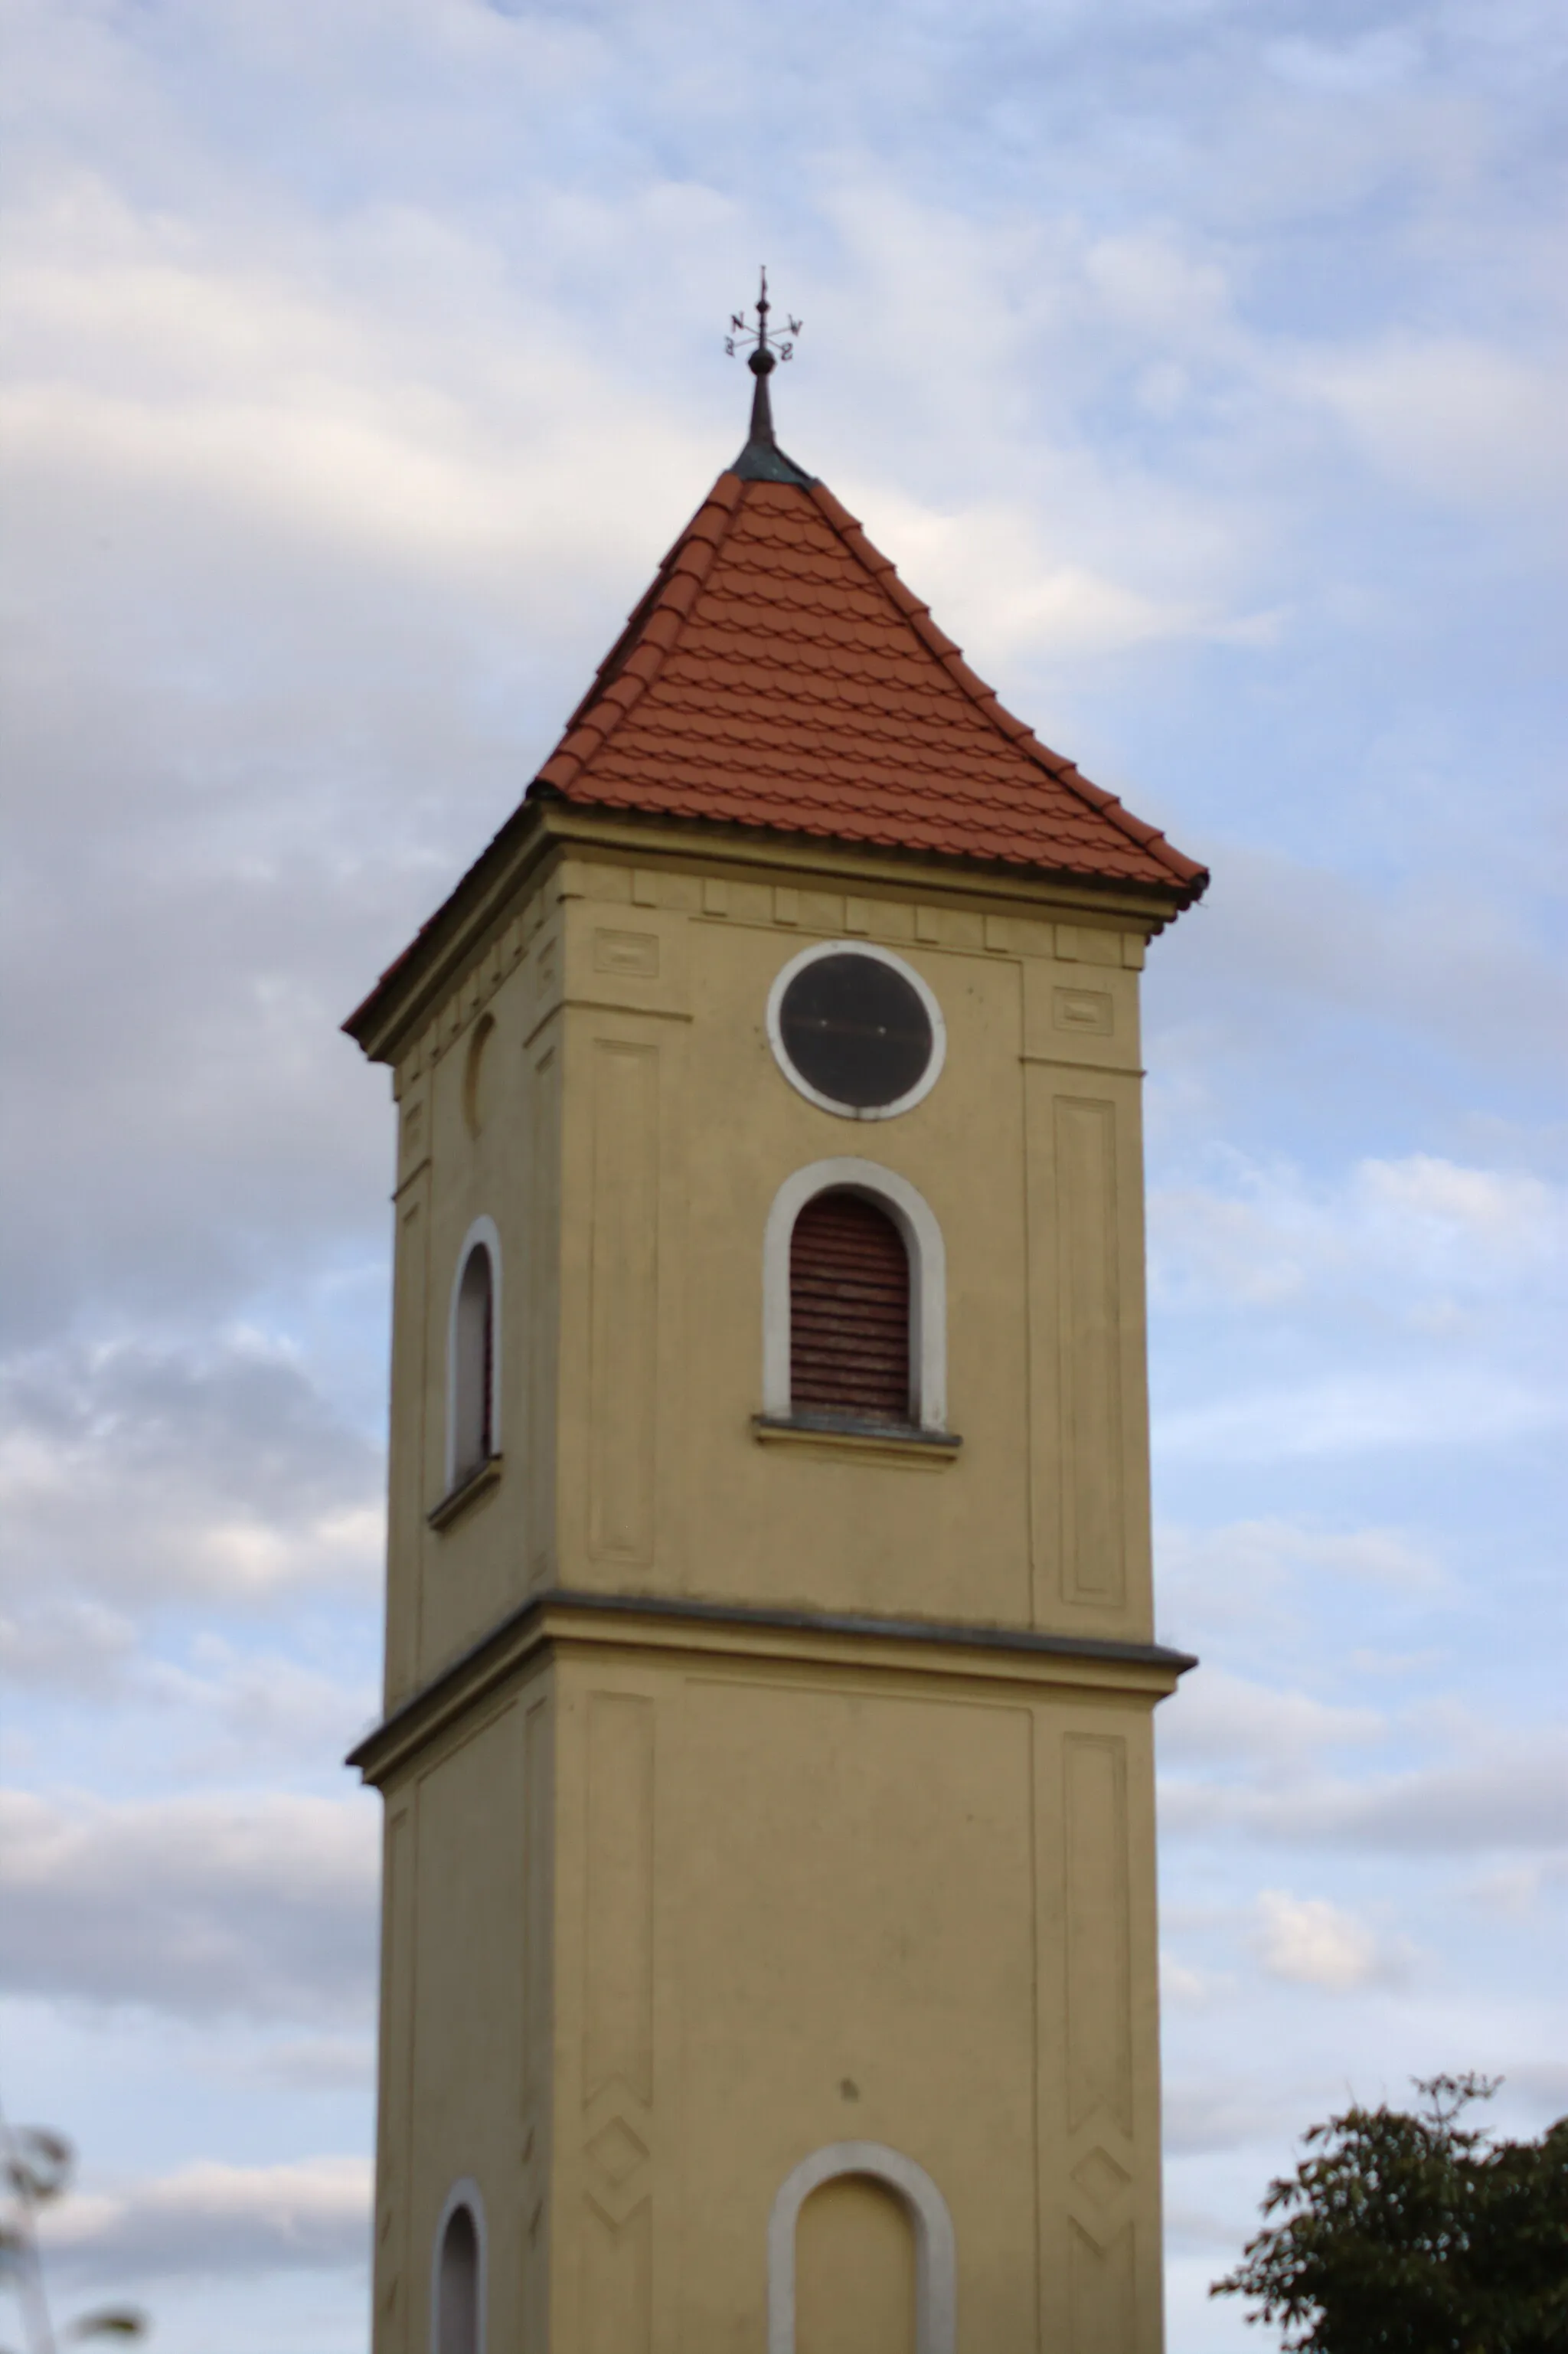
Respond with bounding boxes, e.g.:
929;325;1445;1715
527;413;1206;901
347;379;1207;1051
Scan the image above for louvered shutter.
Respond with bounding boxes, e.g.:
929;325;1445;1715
789;1190;911;1421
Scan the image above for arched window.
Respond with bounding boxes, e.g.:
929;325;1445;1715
795;2170;915;2352
431;2182;485;2354
790;1190;910;1423
762;1161;949;1434
446;1218;501;1493
768;2142;955;2354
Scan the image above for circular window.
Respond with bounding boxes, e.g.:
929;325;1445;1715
766;941;946;1119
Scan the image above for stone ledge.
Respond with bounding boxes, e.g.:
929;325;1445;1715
426;1453;503;1532
751;1414;962;1470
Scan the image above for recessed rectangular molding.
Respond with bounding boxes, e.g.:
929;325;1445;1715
529;1048;560;1588
593;928;661;979
1053;987;1113;1038
390;1181;429;1699
587;1039;659;1563
580;2193;651;2354
524;1698;553;2110
1054;1098;1125;1606
1064;1734;1133;2139
1068;2216;1135;2352
374;1806;414;2344
583;1692;655;2106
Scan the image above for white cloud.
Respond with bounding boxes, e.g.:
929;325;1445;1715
1159;1667;1384;1772
1161;1952;1235;2009
138;1647;379;1774
1253;1888;1407;1991
41;2154;371;2284
0;179;716;580
1266;30;1426;95
1163;2078;1301;2158
250;2037;377;2093
1155;1365;1565;1463
0;1340;384;1630
0;1596;138;1692
0;1787;377;2019
849;487;1210;659
1465;1856;1568;1919
1158;1516;1449;1640
1146;849;1568;1098
1292;335;1568;514
1163;1723;1568;1856
1151;1150;1566;1313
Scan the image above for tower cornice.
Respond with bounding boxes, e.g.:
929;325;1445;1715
345;800;1191;1067
347;1586;1197;1790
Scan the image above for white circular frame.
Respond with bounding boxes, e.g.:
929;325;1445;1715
766;940;947;1122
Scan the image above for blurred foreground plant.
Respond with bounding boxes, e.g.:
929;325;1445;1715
1213;2073;1568;2352
0;2104;146;2354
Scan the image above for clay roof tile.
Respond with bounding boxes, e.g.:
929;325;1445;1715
521;466;1205;901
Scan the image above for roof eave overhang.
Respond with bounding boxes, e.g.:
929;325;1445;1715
344;793;1206;1067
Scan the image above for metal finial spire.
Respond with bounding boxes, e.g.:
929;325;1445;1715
725;263;802;368
725;266;812;486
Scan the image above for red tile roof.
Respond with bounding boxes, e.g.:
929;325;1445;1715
532;469;1206;901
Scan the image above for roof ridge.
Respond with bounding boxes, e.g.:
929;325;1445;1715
805;481;1206;891
534;472;747;799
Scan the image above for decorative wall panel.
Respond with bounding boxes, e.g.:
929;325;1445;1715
521;1697;554;2354
528;1046;559;1589
580;2195;652;2354
580;1692;655;2352
583;1692;655;2103
387;1175;429;1701
1054;1098;1125;1607
586;1040;660;1563
1068;2217;1135;2353
1064;1734;1133;2137
374;1804;415;2354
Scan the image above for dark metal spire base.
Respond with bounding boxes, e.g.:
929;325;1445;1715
733;435;815;486
728;280;813;486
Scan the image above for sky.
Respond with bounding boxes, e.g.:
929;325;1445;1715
0;0;1563;2347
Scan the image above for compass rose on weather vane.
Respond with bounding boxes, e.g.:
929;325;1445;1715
725;266;802;370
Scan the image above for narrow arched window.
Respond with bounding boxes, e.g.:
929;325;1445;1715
435;2195;480;2354
451;1242;495;1483
790;1189;912;1424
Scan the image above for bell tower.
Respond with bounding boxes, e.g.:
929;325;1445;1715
346;294;1206;2354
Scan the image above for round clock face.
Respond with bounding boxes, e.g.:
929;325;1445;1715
767;943;946;1118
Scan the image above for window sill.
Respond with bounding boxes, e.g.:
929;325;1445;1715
751;1415;962;1471
427;1453;503;1532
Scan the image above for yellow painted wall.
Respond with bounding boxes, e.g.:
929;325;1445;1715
383;837;1158;1708
368;1625;1170;2352
364;820;1180;2352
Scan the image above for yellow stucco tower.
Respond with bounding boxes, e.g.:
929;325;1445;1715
347;306;1207;2354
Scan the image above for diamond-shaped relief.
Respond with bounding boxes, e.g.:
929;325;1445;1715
586;2116;648;2189
1071;2148;1131;2212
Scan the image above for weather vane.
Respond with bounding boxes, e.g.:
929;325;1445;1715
725;265;801;366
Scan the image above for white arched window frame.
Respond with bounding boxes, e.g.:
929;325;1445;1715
767;2140;956;2354
445;1216;502;1493
430;2177;486;2354
762;1159;947;1431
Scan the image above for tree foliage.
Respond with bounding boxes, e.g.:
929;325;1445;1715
1212;2074;1568;2352
0;2114;147;2354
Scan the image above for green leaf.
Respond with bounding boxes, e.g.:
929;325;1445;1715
1211;2076;1568;2353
